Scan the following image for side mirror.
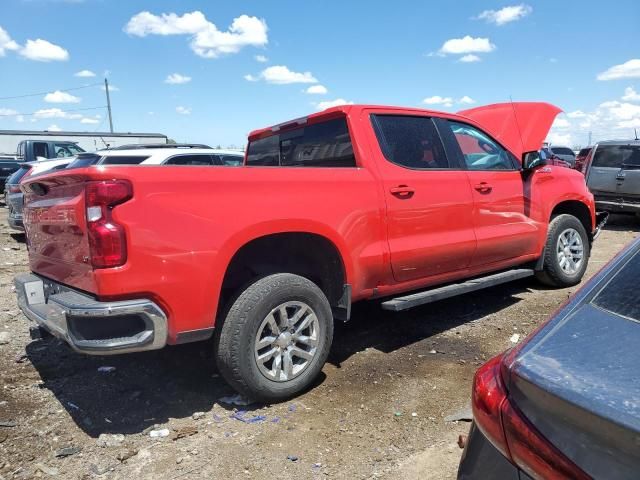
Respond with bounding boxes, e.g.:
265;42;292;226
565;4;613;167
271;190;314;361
522;150;547;170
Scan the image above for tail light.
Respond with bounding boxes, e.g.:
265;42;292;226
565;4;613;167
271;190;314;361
472;354;590;480
85;180;132;268
9;185;21;193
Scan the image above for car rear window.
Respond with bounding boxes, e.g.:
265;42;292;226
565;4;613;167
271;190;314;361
578;148;591;157
552;147;575;156
592;145;640;168
592;248;640;322
246;117;356;167
101;155;150;165
6;166;31;184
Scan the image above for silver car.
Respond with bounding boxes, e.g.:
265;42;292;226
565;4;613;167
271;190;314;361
584;140;640;215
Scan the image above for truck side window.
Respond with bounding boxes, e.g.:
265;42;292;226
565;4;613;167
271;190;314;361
247;118;356;167
33;142;48;158
371;115;450;169
447;121;516;171
54;144;73;158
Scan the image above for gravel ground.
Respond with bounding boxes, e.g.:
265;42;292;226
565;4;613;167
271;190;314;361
0;207;637;480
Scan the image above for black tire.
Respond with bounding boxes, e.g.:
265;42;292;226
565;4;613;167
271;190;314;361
215;273;333;403
535;214;590;287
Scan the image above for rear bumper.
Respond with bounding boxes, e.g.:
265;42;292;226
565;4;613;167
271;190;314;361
14;273;168;355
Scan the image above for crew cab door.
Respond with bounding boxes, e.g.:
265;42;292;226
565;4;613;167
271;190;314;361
437;119;540;267
369;113;476;283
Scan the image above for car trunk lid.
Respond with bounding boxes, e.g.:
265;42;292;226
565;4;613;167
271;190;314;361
506;300;640;480
22;172;97;293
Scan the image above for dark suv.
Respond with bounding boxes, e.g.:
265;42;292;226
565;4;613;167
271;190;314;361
584;140;640;216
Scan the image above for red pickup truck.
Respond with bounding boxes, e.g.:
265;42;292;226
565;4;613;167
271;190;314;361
15;103;599;401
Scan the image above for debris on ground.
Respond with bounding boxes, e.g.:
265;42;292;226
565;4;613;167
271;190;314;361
149;428;170;438
444;406;473;423
192;411;206;420
54;446;81;458
34;463;59;476
0;331;10;345
116;448;138;462
231;411;267;424
97;433;125;448
171;426;198;440
218;394;253;406
510;333;521;344
0;421;16;427
287;455;299;462
458;434;468;449
97;366;116;373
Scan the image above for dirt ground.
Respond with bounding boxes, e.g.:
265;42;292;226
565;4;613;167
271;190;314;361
0;207;637;480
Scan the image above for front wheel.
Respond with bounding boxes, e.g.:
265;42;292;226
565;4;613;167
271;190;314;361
535;214;590;287
215;273;334;403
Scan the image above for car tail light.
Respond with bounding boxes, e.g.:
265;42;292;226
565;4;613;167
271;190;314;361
9;185;21;193
472;354;590;480
85;180;132;268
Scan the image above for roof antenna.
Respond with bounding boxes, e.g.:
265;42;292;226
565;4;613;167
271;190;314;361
510;95;526;153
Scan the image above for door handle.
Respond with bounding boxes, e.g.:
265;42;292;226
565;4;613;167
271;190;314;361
390;185;415;198
474;182;493;193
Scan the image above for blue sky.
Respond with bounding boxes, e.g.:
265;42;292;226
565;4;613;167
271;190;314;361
1;0;639;148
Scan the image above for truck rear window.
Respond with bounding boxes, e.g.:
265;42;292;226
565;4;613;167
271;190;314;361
592;145;640;168
247;118;356;167
592;248;640;322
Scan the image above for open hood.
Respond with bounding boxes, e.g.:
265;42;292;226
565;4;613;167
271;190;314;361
457;102;561;160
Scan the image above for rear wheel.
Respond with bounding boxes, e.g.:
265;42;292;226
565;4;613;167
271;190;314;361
215;273;333;403
535;214;590;287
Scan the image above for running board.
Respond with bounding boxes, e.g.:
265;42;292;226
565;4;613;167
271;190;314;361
381;269;534;312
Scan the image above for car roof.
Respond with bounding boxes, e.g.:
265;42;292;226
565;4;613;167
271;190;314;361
99;148;244;157
595;139;640;146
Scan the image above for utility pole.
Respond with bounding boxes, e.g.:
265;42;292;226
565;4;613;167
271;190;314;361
104;78;114;133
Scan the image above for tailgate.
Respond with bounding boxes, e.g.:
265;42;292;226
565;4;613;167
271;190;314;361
22;172;96;293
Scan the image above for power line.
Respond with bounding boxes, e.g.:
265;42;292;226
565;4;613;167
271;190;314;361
0;106;107;117
0;82;103;101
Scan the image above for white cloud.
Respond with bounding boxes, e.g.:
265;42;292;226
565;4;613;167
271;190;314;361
0;108;19;116
124;11;268;59
552;117;571;128
74;69;96;77
165;73;192;84
597;59;640;81
258;65;317;84
0;26;19;56
476;4;532;25
458;96;476;105
601;101;640;121
567;110;586;118
244;74;258;82
622;86;640;102
44;90;81;103
34;108;82;120
316;98;354;110
19;38;69;61
46;124;62;132
255;54;268;63
438;36;496;55
459;54;481;63
176;106;191;115
422;95;454;107
546;132;572;146
306;85;328;95
80;117;99;124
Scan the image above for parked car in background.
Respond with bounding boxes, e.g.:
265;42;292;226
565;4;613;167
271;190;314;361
549;145;576;167
66;144;244;168
584;140;640;216
574;146;592;172
458;236;640;480
541;147;571;168
0;154;20;185
15;102;599;402
17;139;85;162
5;158;74;230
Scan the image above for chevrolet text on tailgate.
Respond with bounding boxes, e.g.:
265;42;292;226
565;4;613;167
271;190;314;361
15;103;600;402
